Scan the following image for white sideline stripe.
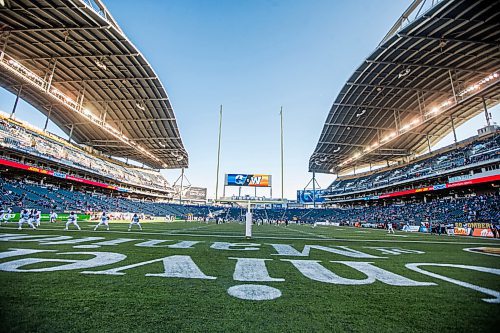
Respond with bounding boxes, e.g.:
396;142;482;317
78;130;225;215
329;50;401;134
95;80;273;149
2;226;499;245
286;227;328;239
166;233;500;245
0;226;313;240
169;224;215;233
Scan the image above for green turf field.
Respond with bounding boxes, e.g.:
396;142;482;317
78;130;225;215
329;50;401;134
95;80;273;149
0;221;499;332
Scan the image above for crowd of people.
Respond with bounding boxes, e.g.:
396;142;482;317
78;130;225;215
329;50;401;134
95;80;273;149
0;116;170;191
328;133;499;196
0;177;209;218
1;177;498;227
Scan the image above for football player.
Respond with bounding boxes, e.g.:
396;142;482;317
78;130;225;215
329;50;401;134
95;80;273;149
94;212;110;231
128;213;142;231
18;209;36;230
49;211;58;223
65;212;81;231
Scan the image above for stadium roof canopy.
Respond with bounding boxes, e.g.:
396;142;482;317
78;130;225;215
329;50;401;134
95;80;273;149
309;0;500;174
0;0;188;169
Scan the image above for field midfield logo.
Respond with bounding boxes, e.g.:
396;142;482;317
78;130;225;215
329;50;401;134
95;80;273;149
1;233;499;303
0;247;499;303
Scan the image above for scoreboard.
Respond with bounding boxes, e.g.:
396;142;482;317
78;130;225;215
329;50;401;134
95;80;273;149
225;174;272;187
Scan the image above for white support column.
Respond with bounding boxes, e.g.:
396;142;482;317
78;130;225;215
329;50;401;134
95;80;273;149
101;103;108;123
179;168;184;205
78;83;86;110
43;105;53;131
46;59;58;93
448;69;457;103
68;124;74;142
0;31;10;62
482;97;491;127
10;85;22;119
450;116;457;143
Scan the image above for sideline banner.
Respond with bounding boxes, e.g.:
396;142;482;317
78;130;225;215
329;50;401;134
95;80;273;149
454;223;494;237
472;228;495;238
0;213;90;222
402;225;420;232
454;227;471;236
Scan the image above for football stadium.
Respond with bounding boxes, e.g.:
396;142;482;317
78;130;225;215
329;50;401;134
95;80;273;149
0;0;499;332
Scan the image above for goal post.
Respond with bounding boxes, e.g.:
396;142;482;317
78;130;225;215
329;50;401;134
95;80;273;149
214;197;287;239
245;201;252;239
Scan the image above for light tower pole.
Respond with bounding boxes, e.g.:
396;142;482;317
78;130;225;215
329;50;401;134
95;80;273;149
215;105;223;201
280;106;284;201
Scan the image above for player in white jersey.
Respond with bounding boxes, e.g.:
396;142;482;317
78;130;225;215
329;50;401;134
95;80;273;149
49;211;58;223
27;209;35;226
1;207;13;225
128;213;142;231
65;212;81;231
0;207;5;225
34;210;42;227
94;212;110;231
387;221;395;234
18;209;36;230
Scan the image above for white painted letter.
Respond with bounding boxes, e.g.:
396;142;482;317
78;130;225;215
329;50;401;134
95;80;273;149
83;238;138;247
134;239;201;249
365;247;425;255
211;242;260;251
83;255;216;280
270;244;383;258
230;257;284;282
0;252;126;272
146;255;216;280
0;248;55;259
284;260;434;286
0;234;73;243
167;241;202;249
269;244;306;256
135;239;173;247
40;237;105;246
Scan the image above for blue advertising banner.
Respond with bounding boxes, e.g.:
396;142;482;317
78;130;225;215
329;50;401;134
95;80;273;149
297;190;326;204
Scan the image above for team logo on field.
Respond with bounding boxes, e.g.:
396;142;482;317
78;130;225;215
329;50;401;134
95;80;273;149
0;233;499;303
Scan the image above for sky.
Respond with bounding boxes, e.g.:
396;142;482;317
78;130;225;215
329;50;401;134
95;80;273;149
0;0;498;200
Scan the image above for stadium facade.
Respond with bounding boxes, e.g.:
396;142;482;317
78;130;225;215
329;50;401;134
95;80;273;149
0;0;188;169
0;0;203;203
309;0;500;208
0;0;497;226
